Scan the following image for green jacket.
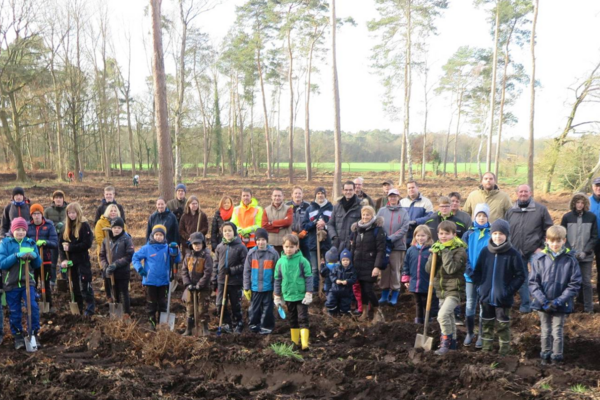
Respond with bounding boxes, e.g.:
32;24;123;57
425;237;467;300
274;251;313;302
44;201;68;236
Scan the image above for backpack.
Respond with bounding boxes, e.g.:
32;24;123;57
374;227;393;270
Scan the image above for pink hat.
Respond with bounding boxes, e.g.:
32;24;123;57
10;217;28;234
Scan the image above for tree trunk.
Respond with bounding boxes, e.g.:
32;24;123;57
442;108;453;177
256;46;272;178
114;86;123;175
421;68;429;180
287;29;295;184
453;89;464;179
236;77;245;177
528;0;539;193
494;42;511;180
50;64;65;181
304;32;317;182
399;0;412;185
486;1;501;172
331;0;342;200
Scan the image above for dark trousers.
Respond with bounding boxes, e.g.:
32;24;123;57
287;300;309;329
71;266;95;315
216;284;243;327
359;280;378;308
34;264;53;307
325;290;352;314
50;248;58;282
249;290;275;331
595;245;600;297
113;278;131;315
414;291;440;320
145;285;168;323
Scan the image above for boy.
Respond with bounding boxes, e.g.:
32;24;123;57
94;186;126;224
471;219;525;355
44;190;68;286
325;248;356;315
274;234;313;350
0;217;42;349
133;224;181;330
320;247;339;295
1;187;31;238
418;196;467;242
425;220;467;356
243;228;279;334
181;232;213;336
530;225;582;365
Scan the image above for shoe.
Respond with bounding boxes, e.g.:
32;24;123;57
359;309;369;322
551;355;564;365
464;316;475;346
353;308;362;315
414;317;424;324
182;318;194;336
378;290;390;305
220;324;232;334
14;333;25;350
540;351;552;366
372;308;385;324
455;314;464;326
434;334;453;356
450;337;458;350
389;290;400;306
300;328;310;350
291;328;300;346
249;325;260;333
259;327;272;335
234;323;243;334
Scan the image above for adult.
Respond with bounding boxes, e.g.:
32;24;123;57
561;193;597;313
303;186;333;292
179;195;209;256
1;187;31;238
231;188;264;249
328;181;363;251
211;195;234;252
262;188;293;255
44;190;68;285
418;196;467;242
463;172;512;223
400;180;433;245
589;177;600;297
167;183;187;222
505;184;553;313
354;177;375;207
286;186;311;259
94;204;125;299
94;186;126;225
376;188;409;306
448;192;472;230
375;180;394;212
145;198;179;245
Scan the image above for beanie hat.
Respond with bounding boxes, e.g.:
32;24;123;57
325;247;339;262
314;186;327;198
111;217;125;229
10;217;28;234
189;232;205;245
473;203;490;220
12;187;24;198
30;203;44;215
490;219;510;237
52;190;65;199
221;221;238;237
340;248;352;261
175;183;187;193
255;228;269;242
151;224;167;237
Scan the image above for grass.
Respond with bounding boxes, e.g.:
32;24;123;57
490;362;499;369
539;383;551;390
270;343;304;361
570;384;588;394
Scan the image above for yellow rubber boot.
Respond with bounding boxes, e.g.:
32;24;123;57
291;328;300;346
300;328;310;350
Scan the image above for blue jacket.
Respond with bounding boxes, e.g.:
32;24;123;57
26;218;58;267
320;261;338;292
0;236;41;291
402;245;431;293
243;245;279;292
303;200;333;252
462;225;490;283
529;247;582;314
329;263;356;293
400;194;433;244
589;195;600;234
132;241;181;287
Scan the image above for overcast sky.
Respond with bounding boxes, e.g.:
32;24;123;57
108;0;600;141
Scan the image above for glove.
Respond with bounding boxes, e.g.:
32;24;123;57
298;230;307;239
274;295;283;307
22;252;37;260
576;251;588;261
195;283;203;291
301;292;313;305
169;247;179;256
317;230;328;242
36;240;47;247
430;242;446;254
139;268;148;277
16;248;34;258
552;299;561;309
223;265;231;276
107;264;117;273
61;260;73;273
244;290;252;301
56;222;64;231
169;242;178;248
238;228;250;237
187;284;195;292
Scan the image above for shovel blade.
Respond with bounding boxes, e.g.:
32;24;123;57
414;333;434;351
109;303;124;319
24;335;38;353
159;312;176;331
69;302;80;315
40;301;50;314
278;306;286;320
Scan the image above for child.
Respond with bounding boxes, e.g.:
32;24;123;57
320;247;339;295
133;224;181;330
99;218;135;315
530;225;582;365
461;203;491;347
425;220;467;356
471;219;525;355
325;248;356;315
1;187;31;238
402;225;438;324
213;222;248;334
274;234;313;350
243;228;279;334
181;232;213;336
95;204;124;298
133;175;139;188
0;218;41;349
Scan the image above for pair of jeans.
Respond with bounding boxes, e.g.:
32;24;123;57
438;296;460;336
538;311;566;358
6;287;40;335
465;282;478;317
517;255;531;312
248;291;274;332
287;300;309;329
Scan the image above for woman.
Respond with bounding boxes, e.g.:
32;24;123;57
145;198;179;245
179;195;209;256
350;205;387;324
95;204;124;298
59;202;95;316
211;195;234;252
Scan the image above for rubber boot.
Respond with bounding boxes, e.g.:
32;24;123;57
201;320;210;337
540;351;552;366
300;328;310;351
372;308;385;324
14;333;25;350
359;307;369;322
378;289;390;305
389;290;400;306
291;328;300;346
450;336;458;350
497;321;511;356
464;316;475;346
434;334;452;356
183;318;194;336
481;318;495;352
475;318;483;349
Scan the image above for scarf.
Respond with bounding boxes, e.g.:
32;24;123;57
220;207;233;222
487;238;512;254
316;198;329;208
12;200;25;207
341;195;357;212
473;221;490;239
357;216;376;230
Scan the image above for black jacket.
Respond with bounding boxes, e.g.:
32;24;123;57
350;217;387;282
328;196;362;250
213;236;248;286
146;208;179;244
59;221;94;277
1;199;31;237
99;231;135;280
505;200;553;260
210;209;230;252
94;200;126;225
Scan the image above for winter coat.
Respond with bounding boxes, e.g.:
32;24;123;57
44;201;68;237
350;217;387;283
95;216;128;257
454;210;472;231
94;200;126;225
471;241;525;307
0;236;41;291
1;199;31;237
231;198;264;248
418;212;467;242
145;208;179;244
461;225;490;283
179;211;209;248
589;194;600;234
166;197;186;222
505;200;553;260
357;191;374;208
243;245;279;292
132;241;181;287
274;251;312;302
400;194;434;244
376;204;410;251
529;248;582;314
375;195;389;213
59;221;94;276
181;248;213;290
303;200;333;252
328;195;362;250
320;261;338;292
213;236;248;286
211;209;232;252
26;218;58;267
402;245;432;294
329;263;356;293
286;200;310;235
463;185;512;223
99;231;135;281
425;239;467;300
262;203;293;246
561;194;597;263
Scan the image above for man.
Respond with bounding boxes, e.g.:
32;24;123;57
463;172;512;223
375;180;394;212
505;184;553;313
589;177;600;298
231;188;264;249
286;186;311;259
167;183;187;222
44;190;68;286
94;186;126;224
328;181;362;250
0;187;31;238
262;188;293;255
449;192;472;230
354;177;374;207
418;196;467;242
400;180;433;245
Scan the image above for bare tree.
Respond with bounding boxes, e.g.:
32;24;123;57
486;0;500;172
528;0;538;192
331;0;342;200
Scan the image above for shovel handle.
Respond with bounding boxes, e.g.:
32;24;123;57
24;259;32;336
423;251;438;336
218;274;229;329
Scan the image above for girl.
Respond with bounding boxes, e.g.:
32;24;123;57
95;204;124;298
179;196;209;257
146;198;179;245
211;195;234;252
59;202;95;316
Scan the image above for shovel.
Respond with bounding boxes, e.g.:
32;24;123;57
414;251;437;352
104;234;124;319
192;290;200;337
159;254;176;331
38;246;50;314
65;252;81;315
217;275;229;336
24;259;38;352
278;305;286;320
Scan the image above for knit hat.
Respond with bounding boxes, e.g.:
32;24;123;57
10;217;28;233
490;219;510;237
52;190;65;199
30;203;44;215
340;248;352;261
255;228;269;242
221;221;238;236
151;224;167;237
12;187;24;198
314;186;327;197
473;203;490;220
175;183;187;193
325;247;339;262
111;217;125;229
189;232;205;245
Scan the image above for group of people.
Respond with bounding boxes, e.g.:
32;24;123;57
0;172;595;363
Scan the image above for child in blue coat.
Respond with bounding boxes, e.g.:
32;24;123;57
325;249;356;315
133;224;181;330
320;247;339;295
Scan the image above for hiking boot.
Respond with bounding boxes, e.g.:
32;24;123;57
14;333;25;350
372;308;385;324
389;290;400;306
434;334;453;356
464;316;475;346
183;318;194;336
378;290;390;305
234;322;243;334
